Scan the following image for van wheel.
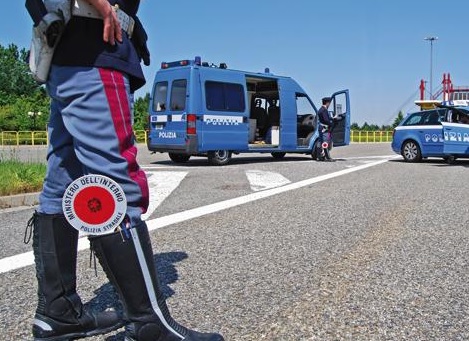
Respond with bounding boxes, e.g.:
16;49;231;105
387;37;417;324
168;153;190;163
271;152;286;159
311;140;320;160
208;150;232;166
444;155;456;164
401;140;422;162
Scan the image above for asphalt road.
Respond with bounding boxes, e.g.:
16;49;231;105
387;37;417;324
1;144;468;340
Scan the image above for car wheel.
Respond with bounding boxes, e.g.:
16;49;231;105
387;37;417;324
207;150;232;166
271;152;286;159
168;153;190;163
401;140;422;162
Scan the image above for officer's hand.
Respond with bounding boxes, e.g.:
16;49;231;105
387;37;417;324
88;0;122;45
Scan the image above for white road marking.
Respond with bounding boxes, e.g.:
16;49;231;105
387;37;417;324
246;170;291;191
342;155;398;160
0;158;391;274
141;171;188;221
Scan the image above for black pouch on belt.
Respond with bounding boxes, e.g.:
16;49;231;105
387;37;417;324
131;16;150;66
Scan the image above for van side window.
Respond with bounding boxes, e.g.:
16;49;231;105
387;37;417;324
170;79;187;111
153;82;168;112
296;94;316;139
205;81;245;112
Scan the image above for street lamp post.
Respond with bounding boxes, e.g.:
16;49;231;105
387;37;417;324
424;36;438;99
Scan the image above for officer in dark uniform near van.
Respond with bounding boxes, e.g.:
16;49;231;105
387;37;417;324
25;1;224;340
317;97;334;161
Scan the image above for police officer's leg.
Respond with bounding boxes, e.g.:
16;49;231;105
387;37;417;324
60;66;223;341
29;67;122;340
324;132;334;161
316;126;326;161
90;222;224;341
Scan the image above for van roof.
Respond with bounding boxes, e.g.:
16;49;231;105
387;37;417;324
159;56;293;80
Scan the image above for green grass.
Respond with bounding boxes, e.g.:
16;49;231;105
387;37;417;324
0;161;46;196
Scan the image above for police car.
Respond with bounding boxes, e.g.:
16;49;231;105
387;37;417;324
442;106;469;158
147;56;351;165
392;103;469;162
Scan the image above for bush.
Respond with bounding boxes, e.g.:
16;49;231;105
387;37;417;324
0;160;45;196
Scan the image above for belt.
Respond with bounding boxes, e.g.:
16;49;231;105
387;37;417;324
72;0;134;37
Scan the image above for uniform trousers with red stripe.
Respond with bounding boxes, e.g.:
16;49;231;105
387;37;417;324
39;65;149;227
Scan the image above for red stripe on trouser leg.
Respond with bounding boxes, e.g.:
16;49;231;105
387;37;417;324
98;69;149;214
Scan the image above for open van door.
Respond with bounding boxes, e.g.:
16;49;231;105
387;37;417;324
330;90;351;146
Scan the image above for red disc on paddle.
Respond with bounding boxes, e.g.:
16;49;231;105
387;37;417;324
63;175;127;235
73;186;116;225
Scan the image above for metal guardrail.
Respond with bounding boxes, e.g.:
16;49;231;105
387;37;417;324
0;131;49;146
350;130;393;143
0;130;392;146
0;130;148;146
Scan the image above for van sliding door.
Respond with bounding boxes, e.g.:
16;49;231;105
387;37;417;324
199;69;248;151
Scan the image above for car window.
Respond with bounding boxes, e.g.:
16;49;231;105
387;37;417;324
403;112;425;126
422;110;441;125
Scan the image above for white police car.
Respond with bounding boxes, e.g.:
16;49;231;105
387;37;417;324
391;108;447;162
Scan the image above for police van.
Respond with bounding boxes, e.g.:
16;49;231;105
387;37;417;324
147;56;350;165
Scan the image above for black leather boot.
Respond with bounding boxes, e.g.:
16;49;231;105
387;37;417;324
90;222;224;341
28;212;123;340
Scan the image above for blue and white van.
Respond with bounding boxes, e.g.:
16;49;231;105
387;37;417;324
147;56;350;165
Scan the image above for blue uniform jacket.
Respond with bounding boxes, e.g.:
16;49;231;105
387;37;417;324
52;0;145;92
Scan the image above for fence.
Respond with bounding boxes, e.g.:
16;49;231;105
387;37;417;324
0;130;148;146
350;130;393;143
0;130;392;146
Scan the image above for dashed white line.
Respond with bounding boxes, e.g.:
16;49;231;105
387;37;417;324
0;157;391;274
246;170;291;191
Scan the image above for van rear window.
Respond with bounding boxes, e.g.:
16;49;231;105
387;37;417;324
153;82;168;112
205;81;245;112
170;79;187;111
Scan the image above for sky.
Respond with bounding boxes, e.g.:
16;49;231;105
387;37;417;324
1;0;468;126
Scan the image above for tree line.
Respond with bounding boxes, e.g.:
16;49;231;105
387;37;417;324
0;43;149;132
351;111;403;132
0;43;403;132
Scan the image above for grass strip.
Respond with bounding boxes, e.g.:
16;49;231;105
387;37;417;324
0;161;45;196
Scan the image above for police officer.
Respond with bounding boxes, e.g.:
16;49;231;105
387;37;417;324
26;1;224;340
316;97;334;161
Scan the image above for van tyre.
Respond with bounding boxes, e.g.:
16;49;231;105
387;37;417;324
168;153;190;163
271;152;286;159
208;150;232;166
401;140;422;162
311;140;320;160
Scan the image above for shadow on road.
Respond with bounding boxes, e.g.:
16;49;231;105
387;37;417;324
389;158;469;168
82;251;188;341
150;154;346;167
